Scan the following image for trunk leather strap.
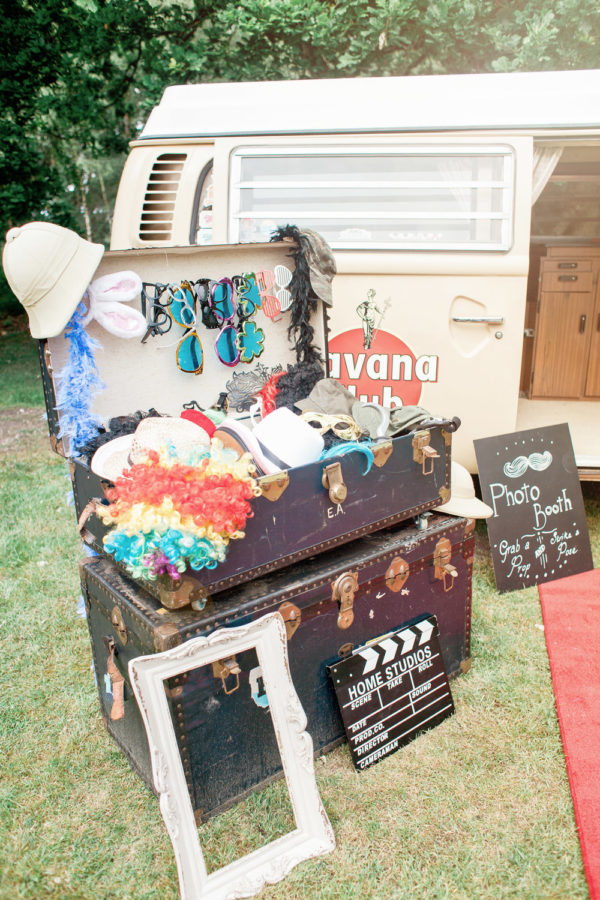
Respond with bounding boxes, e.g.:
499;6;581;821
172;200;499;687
107;646;125;721
77;499;103;546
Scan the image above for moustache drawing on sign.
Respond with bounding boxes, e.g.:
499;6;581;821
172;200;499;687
503;451;553;479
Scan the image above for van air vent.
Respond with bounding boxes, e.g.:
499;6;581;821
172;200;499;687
139;153;187;242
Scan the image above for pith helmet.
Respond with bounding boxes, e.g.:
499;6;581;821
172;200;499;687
435;461;493;519
2;221;104;338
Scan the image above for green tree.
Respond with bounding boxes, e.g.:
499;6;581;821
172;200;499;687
2;0;600;315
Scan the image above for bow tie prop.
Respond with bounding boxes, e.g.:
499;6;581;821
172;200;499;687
81;270;147;339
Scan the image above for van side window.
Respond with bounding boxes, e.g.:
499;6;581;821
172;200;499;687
192;161;214;245
229;146;514;251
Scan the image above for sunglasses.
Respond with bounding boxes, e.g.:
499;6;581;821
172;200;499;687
166;281;196;329
192;278;223;332
236;319;265;364
164;282;204;374
234;273;262;318
274;265;293;312
210;278;240;366
254;270;281;321
141;282;172;343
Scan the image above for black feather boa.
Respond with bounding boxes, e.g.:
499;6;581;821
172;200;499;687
270;225;324;366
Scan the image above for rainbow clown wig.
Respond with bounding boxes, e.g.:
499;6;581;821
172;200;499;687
98;440;261;581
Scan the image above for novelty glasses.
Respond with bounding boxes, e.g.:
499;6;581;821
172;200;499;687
146;281;203;374
209;278;240;366
141;282;172;343
168;282;203;374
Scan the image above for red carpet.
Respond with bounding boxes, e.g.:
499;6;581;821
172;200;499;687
539;569;600;900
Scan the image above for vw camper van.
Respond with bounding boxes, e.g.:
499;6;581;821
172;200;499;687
110;69;600;476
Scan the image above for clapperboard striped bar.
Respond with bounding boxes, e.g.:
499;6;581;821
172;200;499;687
328;614;454;771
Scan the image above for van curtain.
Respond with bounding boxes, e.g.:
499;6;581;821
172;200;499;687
532;146;563;205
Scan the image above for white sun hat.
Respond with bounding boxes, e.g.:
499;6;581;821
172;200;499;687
2;221;104;338
435;461;493;519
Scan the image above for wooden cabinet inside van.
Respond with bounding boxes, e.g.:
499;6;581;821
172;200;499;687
528;246;600;400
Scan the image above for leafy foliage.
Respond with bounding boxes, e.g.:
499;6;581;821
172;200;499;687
1;0;599;314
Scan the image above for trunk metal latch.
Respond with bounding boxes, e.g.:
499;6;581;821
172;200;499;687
412;429;439;475
259;471;290;502
279;601;301;640
157;575;210;611
433;537;458;592
111;606;128;644
372;440;393;468
212;656;241;695
322;461;348;504
385;557;410;592
332;571;359;629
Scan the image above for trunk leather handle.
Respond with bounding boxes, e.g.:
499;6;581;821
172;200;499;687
106;643;125;721
77;498;104;546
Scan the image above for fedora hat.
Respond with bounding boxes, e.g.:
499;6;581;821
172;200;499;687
294;378;356;416
435;461;493;519
91;416;210;482
301;229;336;306
2;221;104;338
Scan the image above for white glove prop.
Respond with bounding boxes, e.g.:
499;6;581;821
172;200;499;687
82;270;147;339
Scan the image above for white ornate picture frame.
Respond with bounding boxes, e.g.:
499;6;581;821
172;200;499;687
128;612;335;900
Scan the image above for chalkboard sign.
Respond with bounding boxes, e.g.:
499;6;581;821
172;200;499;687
474;423;593;593
328;615;454;771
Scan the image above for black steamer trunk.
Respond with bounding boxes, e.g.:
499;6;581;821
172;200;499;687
81;513;474;821
69;422;453;604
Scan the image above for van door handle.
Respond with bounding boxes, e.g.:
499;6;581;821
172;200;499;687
452;316;504;325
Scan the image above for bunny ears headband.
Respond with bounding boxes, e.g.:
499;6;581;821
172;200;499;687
82;270;147;339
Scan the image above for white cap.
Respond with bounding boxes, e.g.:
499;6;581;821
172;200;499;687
2;221;104;338
253;407;324;469
435;461;493;519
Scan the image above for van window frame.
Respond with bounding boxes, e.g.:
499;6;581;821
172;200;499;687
190;158;214;245
229;144;516;252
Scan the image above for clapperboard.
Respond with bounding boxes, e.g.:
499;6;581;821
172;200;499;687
328;614;454;771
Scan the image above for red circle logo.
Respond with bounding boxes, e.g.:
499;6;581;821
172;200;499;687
328;329;423;407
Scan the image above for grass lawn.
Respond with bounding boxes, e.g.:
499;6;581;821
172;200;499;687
1;322;598;899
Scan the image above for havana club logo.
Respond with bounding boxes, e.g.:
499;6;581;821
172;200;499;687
329;328;439;408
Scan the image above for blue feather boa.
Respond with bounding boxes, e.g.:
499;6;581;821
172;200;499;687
54;302;105;453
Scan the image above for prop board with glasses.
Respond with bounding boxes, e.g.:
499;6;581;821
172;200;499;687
474;423;593;593
39;238;455;608
43;242;313;428
80;512;474;821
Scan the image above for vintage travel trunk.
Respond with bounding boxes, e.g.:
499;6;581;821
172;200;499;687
37;238;455;606
81;512;474;821
69;420;453;604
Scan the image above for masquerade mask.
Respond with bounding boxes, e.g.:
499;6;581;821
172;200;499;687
300;412;364;442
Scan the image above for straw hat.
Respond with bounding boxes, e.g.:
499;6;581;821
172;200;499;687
2;221;104;338
90;416;210;482
435;461;493;519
